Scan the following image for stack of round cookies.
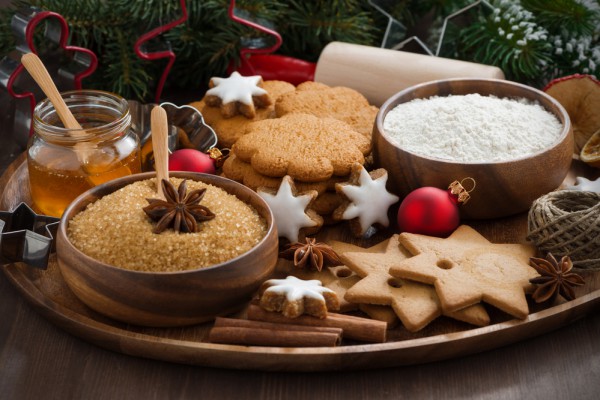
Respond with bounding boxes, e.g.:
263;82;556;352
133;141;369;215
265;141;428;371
190;76;379;229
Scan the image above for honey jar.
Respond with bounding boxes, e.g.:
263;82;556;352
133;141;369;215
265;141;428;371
28;90;141;217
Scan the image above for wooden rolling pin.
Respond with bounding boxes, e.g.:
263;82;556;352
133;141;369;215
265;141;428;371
315;42;505;106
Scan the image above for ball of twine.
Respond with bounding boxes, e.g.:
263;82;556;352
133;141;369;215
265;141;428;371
527;190;600;270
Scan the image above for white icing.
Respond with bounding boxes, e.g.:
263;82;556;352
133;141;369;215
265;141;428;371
263;276;335;302
340;166;399;234
257;176;317;242
568;176;600;192
206;71;267;105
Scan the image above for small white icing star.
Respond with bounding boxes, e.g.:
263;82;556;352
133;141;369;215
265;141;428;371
339;166;399;234
568;176;600;192
258;176;318;242
263;276;335;302
206;71;267;105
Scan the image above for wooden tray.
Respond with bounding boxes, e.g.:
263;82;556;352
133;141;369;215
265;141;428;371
2;154;600;371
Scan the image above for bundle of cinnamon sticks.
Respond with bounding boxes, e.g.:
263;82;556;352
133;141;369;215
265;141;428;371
208;305;387;347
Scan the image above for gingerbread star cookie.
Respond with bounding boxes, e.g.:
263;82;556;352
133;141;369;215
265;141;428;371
191;80;296;147
232;113;371;182
204;71;272;119
568;176;600;192
390;225;538;319
329;239;399;325
279;262;361;313
334;163;399;237
342;235;490;332
278;239;395;317
257;176;322;242
258;276;339;318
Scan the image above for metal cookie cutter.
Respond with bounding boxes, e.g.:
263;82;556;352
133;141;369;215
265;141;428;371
0;202;59;270
131;101;220;171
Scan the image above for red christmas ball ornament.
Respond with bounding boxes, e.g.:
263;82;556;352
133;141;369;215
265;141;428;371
168;148;216;174
397;179;475;237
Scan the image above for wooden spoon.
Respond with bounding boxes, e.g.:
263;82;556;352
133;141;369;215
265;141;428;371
21;52;137;187
21;52;93;174
150;105;170;198
21;53;84;134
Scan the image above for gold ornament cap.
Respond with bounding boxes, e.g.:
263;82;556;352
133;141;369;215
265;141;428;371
448;177;476;205
207;147;230;168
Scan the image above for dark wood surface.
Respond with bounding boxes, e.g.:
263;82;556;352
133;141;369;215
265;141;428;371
1;134;600;399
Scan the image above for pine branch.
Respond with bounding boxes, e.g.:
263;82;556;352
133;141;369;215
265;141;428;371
521;0;599;37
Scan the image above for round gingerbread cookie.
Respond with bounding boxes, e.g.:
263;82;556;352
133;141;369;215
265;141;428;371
222;153;333;194
275;85;379;138
232;113;371;182
295;81;330;91
190;80;295;148
311;191;344;216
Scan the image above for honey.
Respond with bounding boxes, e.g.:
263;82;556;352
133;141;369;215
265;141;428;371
28;145;140;217
28;90;141;217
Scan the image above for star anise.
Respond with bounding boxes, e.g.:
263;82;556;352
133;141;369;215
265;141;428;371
528;253;585;303
279;238;343;271
143;179;215;234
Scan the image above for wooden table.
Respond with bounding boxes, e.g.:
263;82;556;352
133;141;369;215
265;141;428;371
1;134;599;399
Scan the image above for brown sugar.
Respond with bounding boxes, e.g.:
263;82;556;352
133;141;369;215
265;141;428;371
67;178;267;272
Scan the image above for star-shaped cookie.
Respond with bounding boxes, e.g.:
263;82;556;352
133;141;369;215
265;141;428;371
334;163;399;237
342;235;490;332
257;176;322;242
328;239;398;327
390;225;538;319
279;239;393;315
568;176;600;192
259;276;339;318
204;71;272;119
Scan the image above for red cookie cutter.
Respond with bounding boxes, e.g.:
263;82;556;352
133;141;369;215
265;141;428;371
0;6;98;146
134;0;189;103
228;0;315;85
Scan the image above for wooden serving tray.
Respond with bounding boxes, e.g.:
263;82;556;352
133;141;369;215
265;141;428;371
2;154;600;371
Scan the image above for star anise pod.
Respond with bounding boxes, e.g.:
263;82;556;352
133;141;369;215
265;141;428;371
279;238;343;271
528;253;585;303
143;179;215;234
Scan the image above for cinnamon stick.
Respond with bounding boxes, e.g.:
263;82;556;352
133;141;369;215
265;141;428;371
246;304;387;343
208;317;342;347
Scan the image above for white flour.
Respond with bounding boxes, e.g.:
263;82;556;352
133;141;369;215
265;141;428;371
383;94;563;162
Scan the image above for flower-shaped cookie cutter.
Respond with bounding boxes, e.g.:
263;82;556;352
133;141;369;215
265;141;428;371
0;202;59;270
133;0;188;103
228;0;315;85
130;101;220;170
0;6;98;148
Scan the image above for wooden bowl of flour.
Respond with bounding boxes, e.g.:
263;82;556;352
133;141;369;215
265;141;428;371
373;78;573;219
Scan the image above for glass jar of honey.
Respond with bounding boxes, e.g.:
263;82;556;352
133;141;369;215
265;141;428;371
28;90;141;217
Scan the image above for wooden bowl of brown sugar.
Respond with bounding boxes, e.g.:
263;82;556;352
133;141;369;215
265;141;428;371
56;171;278;327
373;78;574;219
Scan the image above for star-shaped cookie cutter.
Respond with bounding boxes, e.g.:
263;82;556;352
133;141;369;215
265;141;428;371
370;0;493;56
0;6;98;147
0;202;59;270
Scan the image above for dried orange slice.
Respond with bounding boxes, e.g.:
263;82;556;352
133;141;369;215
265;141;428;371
544;74;600;154
580;128;600;168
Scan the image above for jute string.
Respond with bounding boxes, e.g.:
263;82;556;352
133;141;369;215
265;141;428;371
527;190;600;270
